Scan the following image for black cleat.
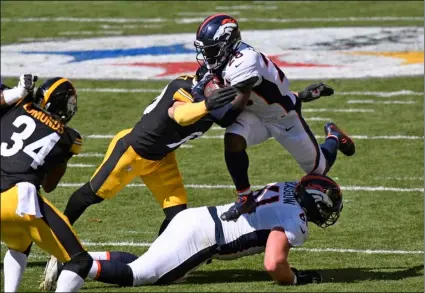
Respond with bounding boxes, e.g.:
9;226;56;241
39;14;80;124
220;192;257;222
324;122;355;156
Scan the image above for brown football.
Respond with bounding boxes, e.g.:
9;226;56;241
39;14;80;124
204;77;224;98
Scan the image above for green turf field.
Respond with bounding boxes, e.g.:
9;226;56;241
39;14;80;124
1;1;424;292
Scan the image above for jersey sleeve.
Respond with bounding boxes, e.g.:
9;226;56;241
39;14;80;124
225;50;263;87
68;128;83;155
281;218;308;247
173;88;194;103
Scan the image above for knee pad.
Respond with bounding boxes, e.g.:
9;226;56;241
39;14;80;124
63;251;93;279
224;133;247;152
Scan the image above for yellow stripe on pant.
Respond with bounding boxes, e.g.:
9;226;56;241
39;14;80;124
90;128;187;208
0;186;86;262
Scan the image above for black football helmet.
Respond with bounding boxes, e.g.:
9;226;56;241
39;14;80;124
34;77;77;124
194;14;241;70
294;174;343;228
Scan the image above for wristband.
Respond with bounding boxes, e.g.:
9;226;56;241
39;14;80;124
3;87;26;105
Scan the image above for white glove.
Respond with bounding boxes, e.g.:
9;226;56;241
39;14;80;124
18;74;37;94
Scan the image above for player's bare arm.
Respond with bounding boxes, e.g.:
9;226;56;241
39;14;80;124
232;76;259;109
42;160;69;193
264;227;296;285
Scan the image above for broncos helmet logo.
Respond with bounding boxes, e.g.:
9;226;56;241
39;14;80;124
213;21;238;41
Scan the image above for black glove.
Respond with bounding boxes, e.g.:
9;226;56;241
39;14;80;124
205;87;237;111
220;192;257;222
291;268;322;285
297;82;334;103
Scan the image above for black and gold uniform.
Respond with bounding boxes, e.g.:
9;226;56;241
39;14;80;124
63;73;238;235
0;78;90;269
88;75;213;210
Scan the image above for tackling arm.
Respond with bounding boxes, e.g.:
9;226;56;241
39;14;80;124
263;227;297;285
169;87;237;126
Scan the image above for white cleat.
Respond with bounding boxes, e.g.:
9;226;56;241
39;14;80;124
39;255;59;291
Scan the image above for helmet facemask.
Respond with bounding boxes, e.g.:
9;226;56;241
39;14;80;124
194;40;232;70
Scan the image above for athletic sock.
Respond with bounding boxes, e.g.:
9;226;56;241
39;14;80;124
320;137;339;170
3;249;27;292
89;251;138;264
55;270;84;292
63;182;104;225
225;149;251;192
89;260;134;286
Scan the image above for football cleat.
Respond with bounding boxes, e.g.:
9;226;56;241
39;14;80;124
324;122;355;156
39;255;62;291
220;192;257;222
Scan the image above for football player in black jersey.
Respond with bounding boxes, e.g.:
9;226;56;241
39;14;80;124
1;77;93;292
0;74;37;118
61;68;238;236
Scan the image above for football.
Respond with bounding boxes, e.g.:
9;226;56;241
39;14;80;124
204;77;224;98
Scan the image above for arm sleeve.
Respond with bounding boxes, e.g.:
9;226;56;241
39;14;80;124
173;101;208;126
209;104;241;128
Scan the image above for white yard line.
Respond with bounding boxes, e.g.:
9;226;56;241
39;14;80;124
2;16;422;23
215;5;278;10
302;108;375;113
56;183;424;192
78;88;424;98
84;134;424;140
1;241;421;254
339;90;423;97
1;17;166;23
376;176;423;181
210;117;331;130
347;100;416;104
175;17;424;24
68;164;96;168
74;152;105;157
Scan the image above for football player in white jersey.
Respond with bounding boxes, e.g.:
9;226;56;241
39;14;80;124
42;174;343;288
193;14;355;221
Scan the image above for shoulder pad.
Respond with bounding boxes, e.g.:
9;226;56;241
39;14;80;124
224;49;262;86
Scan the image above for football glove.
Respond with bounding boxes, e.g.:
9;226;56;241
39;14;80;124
291;267;322;285
220;192;257;222
205;87;237;111
191;72;214;102
297;82;334;103
17;74;38;99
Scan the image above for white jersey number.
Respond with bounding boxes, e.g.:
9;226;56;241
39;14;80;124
1;115;60;169
144;85;168;114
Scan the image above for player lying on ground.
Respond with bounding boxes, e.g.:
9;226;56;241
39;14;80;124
43;174;342;288
1;74;37;118
1;77;92;292
41;68;335;290
193;14;355;222
58;68;332;236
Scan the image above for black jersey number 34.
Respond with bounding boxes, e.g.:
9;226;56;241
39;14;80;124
1;115;60;169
